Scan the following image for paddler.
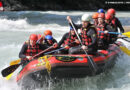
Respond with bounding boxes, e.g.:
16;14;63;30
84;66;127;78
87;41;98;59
92;12;99;26
45;35;58;49
66;14;98;55
105;13;117;44
96;13;115;49
107;8;124;33
58;26;80;54
19;34;48;66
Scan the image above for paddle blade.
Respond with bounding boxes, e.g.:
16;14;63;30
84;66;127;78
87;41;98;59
10;59;21;66
1;64;20;77
120;46;130;56
122;32;130;38
5;73;13;80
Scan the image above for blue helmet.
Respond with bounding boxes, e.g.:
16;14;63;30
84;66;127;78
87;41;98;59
97;9;105;13
70;26;74;30
45;35;53;40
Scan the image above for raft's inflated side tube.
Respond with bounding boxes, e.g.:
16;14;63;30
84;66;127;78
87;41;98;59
17;42;121;84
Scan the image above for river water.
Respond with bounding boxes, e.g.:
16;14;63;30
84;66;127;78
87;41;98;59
0;11;130;90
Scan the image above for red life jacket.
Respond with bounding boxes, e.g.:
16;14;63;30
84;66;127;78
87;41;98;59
62;33;78;47
80;28;92;46
25;44;42;56
96;24;108;40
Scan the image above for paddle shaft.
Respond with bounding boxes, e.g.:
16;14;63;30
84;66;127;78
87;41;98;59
36;35;44;44
70;20;98;73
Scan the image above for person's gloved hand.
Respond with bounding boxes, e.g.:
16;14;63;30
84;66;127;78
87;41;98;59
66;16;72;23
53;43;58;48
26;56;33;60
104;30;108;34
75;39;80;44
81;45;88;50
65;45;70;49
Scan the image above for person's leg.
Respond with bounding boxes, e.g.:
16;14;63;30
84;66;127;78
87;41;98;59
69;46;84;54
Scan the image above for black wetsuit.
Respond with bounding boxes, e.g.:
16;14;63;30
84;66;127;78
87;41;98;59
113;17;124;33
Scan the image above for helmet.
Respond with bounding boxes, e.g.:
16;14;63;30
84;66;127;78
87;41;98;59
92;13;99;19
37;34;43;41
97;9;105;13
107;8;116;15
45;35;53;40
44;30;52;36
30;34;38;41
98;13;105;18
105;13;112;20
70;26;74;30
81;14;91;22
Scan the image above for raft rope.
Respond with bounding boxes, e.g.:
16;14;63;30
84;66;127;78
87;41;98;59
38;55;52;73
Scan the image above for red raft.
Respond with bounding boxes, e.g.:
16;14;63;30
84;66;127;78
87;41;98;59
16;42;122;84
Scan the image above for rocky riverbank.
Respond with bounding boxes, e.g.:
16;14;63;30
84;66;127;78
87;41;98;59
1;0;130;11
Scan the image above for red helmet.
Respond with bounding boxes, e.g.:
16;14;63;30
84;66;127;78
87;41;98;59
92;13;99;19
37;34;43;41
98;13;105;18
107;8;116;15
105;13;112;20
30;34;38;41
44;30;52;36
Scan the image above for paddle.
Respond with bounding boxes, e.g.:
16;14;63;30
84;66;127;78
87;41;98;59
120;38;130;43
69;20;98;73
10;59;21;66
36;35;44;44
114;42;130;56
1;41;75;77
1;46;54;77
98;31;130;38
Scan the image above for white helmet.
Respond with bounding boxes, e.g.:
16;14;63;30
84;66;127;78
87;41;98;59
81;14;91;22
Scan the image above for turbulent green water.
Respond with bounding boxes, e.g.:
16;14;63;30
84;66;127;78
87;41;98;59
0;11;130;90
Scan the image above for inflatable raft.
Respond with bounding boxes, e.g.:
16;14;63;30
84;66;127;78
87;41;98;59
17;42;122;87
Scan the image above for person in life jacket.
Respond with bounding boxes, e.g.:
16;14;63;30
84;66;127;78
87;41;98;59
107;8;124;33
105;13;117;44
58;26;80;54
92;12;99;26
45;35;58;48
19;34;48;66
96;13;115;49
66;14;98;55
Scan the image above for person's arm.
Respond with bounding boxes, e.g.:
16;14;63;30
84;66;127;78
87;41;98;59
106;24;116;32
52;38;57;43
58;33;69;47
116;18;124;33
67;16;82;30
68;21;82;30
19;43;28;58
87;28;97;48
